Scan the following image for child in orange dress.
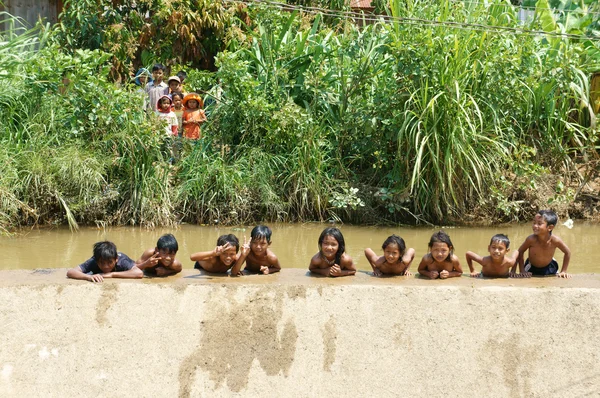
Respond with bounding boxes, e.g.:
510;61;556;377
181;93;207;140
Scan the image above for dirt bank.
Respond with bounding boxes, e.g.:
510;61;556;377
1;269;599;397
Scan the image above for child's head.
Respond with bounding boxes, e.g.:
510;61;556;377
250;225;272;255
171;92;183;108
183;93;204;110
488;234;509;259
93;241;118;273
151;63;165;83
318;227;345;265
176;70;187;84
156;233;178;266
428;230;453;262
157;95;172;112
217;234;239;266
134;68;152;86
167;76;181;92
534;209;558;235
382;234;406;264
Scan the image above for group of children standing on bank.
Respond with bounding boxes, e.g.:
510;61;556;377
66;209;572;282
134;64;207;140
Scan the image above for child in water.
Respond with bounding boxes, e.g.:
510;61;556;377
309;227;356;277
466;234;518;278
513;209;571;278
136;233;182;277
67;241;142;282
364;234;415;276
231;225;281;276
190;234;240;274
417;231;463;279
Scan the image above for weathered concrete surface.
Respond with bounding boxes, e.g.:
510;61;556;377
1;269;599;397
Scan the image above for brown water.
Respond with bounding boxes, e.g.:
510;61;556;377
0;222;596;273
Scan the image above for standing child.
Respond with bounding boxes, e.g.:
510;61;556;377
190;234;240;274
513;209;571;278
231;225;281;276
182;93;207;140
309;227;356;277
466;234;518;278
155;95;178;137
364;234;415;276
66;241;142;282
417;231;463;279
171;92;185;134
167;75;182;95
145;63;168;111
136;233;182;277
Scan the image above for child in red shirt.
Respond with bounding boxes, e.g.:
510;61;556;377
182;93;207;140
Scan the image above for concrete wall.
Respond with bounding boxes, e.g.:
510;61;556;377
1;269;599;397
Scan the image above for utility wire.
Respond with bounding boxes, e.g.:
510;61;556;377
234;0;600;41
458;0;600;17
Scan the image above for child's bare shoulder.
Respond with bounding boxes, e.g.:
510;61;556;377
266;250;278;263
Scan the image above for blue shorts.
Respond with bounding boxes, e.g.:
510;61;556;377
524;258;559;275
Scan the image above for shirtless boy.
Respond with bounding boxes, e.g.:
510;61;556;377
466;234;518;278
136;233;182;277
190;234;240;274
512;210;571;278
364;234;415;276
417;231;463;279
230;225;281;276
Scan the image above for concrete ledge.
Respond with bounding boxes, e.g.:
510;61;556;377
1;269;599;397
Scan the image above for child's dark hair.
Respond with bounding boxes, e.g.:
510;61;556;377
428;230;454;261
382;235;406;256
490;234;510;249
251;225;272;244
318;227;345;265
157;233;178;253
152;63;165;72
93;241;118;262
171;92;183;100
176;70;187;82
217;234;240;252
537;209;558;228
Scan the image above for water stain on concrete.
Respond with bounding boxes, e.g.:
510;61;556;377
286;285;307;300
178;287;298;396
478;332;538;397
95;283;119;326
322;316;336;371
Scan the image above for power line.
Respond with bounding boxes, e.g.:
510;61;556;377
234;0;600;42
458;0;600;17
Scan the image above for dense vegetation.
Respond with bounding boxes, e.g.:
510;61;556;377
0;0;599;232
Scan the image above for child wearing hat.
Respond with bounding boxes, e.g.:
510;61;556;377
182;93;207;140
167;76;182;95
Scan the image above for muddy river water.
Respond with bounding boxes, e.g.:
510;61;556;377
0;222;596;273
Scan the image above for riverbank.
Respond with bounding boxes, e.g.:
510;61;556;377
1;269;599;397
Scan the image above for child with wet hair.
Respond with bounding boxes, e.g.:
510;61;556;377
67;241;142;282
365;234;415;277
466;234;519;278
231;225;281;276
190;234;240;274
417;231;463;279
513;209;571;278
309;227;356;277
136;233;182;277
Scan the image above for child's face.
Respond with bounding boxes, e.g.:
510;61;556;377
172;96;183;108
383;243;401;264
156;248;177;267
430;241;451;263
152;69;164;83
159;99;171;111
532;214;552;235
98;258;117;274
187;99;199;109
219;246;238;266
250;237;269;255
169;81;180;91
320;235;339;259
487;241;508;260
139;75;148;85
